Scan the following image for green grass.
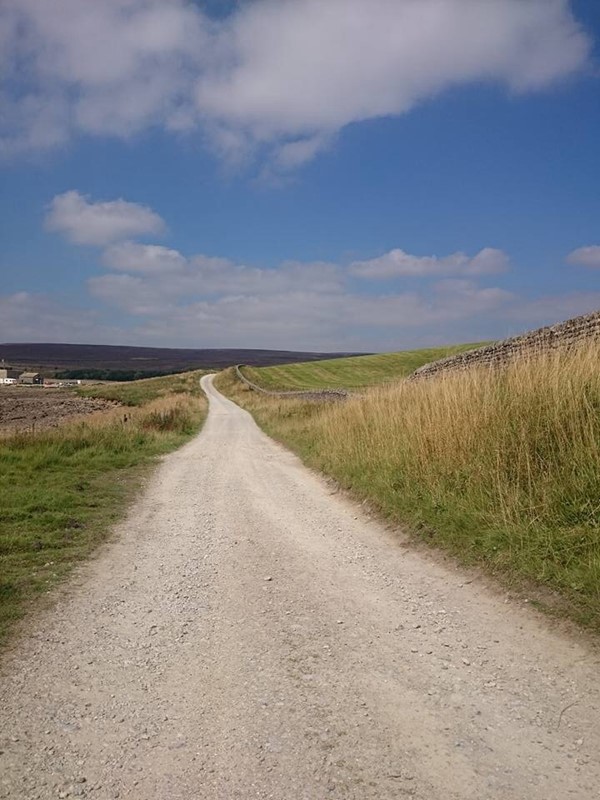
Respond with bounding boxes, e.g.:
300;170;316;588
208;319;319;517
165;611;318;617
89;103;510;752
241;343;486;390
77;369;207;406
216;342;600;632
0;374;207;645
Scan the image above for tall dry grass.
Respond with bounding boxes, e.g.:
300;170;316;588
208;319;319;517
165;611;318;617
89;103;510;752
78;369;206;406
217;342;600;628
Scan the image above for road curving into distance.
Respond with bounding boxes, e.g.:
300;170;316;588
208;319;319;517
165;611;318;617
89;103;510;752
1;374;599;799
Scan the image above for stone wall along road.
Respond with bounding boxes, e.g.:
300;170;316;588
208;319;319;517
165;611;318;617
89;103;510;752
409;309;600;381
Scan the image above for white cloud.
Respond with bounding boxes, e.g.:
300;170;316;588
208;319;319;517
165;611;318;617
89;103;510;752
0;0;591;168
468;248;512;275
88;280;513;350
90;250;344;309
0;0;205;154
89;273;167;317
196;0;589;166
503;291;600;327
566;245;600;268
83;271;600;350
350;247;510;279
83;238;520;349
80;234;600;350
103;242;187;274
45;191;166;246
3;278;598;353
0;291;120;344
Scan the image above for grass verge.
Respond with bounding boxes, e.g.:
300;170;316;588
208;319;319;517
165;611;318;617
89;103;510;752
240;343;486;391
216;344;600;631
77;369;207;406
0;373;207;645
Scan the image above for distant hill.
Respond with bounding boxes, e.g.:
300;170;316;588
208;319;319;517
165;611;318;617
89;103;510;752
0;342;367;380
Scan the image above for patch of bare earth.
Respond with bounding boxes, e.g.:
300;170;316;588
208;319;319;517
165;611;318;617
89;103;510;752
0;387;118;433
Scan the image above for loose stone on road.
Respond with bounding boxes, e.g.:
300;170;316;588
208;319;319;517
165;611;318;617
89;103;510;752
1;375;599;799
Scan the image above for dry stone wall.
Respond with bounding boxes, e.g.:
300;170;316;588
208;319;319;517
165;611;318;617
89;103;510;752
409;310;600;382
235;365;348;401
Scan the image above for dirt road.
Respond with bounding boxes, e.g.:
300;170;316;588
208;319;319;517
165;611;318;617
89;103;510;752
1;375;599;799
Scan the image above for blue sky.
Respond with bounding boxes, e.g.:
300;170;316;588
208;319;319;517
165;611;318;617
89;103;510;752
0;0;599;352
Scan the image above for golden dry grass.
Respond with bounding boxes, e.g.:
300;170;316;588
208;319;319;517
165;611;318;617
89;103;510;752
216;342;600;629
78;369;206;406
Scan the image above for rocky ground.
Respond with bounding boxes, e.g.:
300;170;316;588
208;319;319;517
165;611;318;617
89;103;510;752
0;387;116;433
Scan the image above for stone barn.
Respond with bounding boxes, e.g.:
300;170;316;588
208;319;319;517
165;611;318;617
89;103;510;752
19;372;44;385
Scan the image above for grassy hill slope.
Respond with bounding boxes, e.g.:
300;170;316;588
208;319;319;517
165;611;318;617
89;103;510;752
77;370;208;406
241;342;486;390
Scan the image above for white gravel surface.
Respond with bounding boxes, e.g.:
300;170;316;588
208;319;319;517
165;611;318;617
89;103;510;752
1;374;599;799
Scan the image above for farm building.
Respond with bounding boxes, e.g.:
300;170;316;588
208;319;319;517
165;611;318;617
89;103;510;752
19;372;44;385
0;366;20;385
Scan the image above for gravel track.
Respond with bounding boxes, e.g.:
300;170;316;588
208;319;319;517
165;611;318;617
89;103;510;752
1;374;599;799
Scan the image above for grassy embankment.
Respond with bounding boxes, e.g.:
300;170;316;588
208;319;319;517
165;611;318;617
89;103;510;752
240;342;485;390
0;371;207;644
216;343;600;630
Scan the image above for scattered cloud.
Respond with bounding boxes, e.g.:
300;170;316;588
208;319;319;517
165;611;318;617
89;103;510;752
45;191;166;246
196;0;590;168
90;249;344;309
350;247;510;279
1;0;591;169
11;187;600;349
566;245;600;268
3;273;597;353
0;0;205;155
73;232;587;349
0;291;120;344
87;279;515;351
82;237;529;349
103;242;187;274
